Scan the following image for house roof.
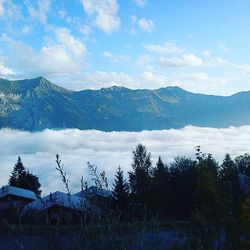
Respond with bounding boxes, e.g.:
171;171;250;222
25;191;85;211
0;185;37;201
74;186;113;198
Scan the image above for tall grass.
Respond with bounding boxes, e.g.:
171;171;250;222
0;155;186;250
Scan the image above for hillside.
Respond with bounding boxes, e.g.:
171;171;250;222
0;77;250;131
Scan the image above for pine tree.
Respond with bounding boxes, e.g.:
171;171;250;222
9;156;41;196
129;144;152;207
169;156;198;218
196;153;221;222
220;154;243;217
113;166;129;212
219;154;243;248
9;156;26;187
153;156;167;182
151;156;170;216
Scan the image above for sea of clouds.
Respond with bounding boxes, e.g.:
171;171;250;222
1;126;250;195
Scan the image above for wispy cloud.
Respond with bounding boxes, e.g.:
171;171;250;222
130;16;154;33
159;53;203;67
27;0;51;25
144;42;184;54
103;51;129;62
133;0;147;7
138;18;154;32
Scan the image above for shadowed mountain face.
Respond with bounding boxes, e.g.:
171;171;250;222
0;77;250;131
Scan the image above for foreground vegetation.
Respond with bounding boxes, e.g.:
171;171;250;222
2;144;250;249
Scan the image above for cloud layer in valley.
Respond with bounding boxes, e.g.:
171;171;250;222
1;126;250;195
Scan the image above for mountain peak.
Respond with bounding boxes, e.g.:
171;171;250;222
0;77;70;95
1;76;250;131
99;85;130;92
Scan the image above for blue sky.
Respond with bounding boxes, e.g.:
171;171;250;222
0;0;250;95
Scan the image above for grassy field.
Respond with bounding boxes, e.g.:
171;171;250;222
0;220;188;250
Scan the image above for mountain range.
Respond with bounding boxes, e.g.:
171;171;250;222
1;77;250;131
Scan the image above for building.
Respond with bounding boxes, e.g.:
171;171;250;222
74;186;113;211
0;185;37;211
24;191;85;224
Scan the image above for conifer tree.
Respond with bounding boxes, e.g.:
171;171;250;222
113;166;129;212
151;156;170;216
129;144;152;207
9;156;26;187
9;156;41;196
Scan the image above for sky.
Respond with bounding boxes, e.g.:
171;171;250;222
1;126;250;194
0;0;250;95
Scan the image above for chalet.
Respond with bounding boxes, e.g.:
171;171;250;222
0;185;37;210
74;186;113;211
24;191;85;224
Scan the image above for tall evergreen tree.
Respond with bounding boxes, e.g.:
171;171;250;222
129;144;152;207
112;166;129;212
169;156;198;218
220;154;240;207
196;153;221;222
219;154;243;248
151;156;170;216
9;156;41;196
9;156;26;187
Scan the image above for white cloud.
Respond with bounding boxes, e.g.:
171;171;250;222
55;28;86;58
0;58;15;77
1;30;87;78
133;0;147;7
103;51;129;62
159;53;203;67
0;0;4;15
80;70;228;94
27;0;51;24
138;18;154;32
0;0;23;26
82;71;135;89
144;42;229;68
172;72;228;93
81;0;120;34
144;42;184;54
1;126;250;194
80;25;93;38
131;17;154;33
235;64;250;77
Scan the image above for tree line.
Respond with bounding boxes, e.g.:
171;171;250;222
6;144;250;247
112;144;250;248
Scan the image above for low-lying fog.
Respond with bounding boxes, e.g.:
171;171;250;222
0;126;249;194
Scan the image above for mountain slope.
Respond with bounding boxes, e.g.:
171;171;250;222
0;77;250;131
